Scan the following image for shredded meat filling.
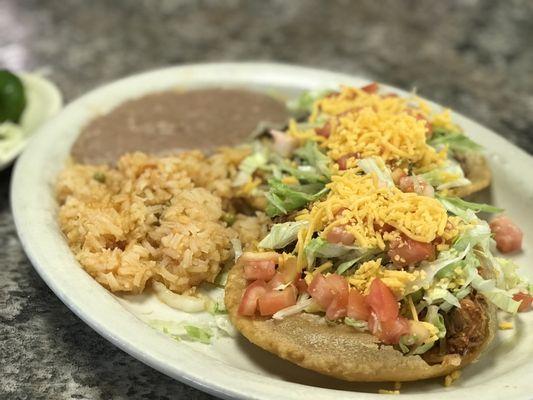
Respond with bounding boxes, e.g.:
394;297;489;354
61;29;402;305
421;292;490;365
445;293;488;356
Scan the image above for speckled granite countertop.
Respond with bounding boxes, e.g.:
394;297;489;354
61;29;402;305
1;1;532;399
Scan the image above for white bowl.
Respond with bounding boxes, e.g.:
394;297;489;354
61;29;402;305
11;63;533;400
0;72;63;170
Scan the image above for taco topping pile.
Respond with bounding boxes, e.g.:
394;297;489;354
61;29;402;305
232;83;531;358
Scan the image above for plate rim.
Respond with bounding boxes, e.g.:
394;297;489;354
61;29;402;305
10;62;533;400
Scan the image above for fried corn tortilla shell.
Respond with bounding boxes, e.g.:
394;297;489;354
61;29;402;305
448;152;492;198
225;262;497;382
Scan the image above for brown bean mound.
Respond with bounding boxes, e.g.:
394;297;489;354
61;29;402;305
225;262;497;382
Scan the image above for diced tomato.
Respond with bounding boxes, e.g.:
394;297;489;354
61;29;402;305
244;260;276;281
295;278;308;294
240;251;279;264
337;152;360;170
382;317;410;344
266;271;286;290
326;296;348;320
308;273;349;314
388;234;435;267
326;226;355;245
369;313;410;344
315;122;331;138
398;175;434;197
347;289;371;321
366;278;399;322
257;286;297;316
361;82;379;93
325;274;349;297
238;280;267;316
490;216;523;254
513;292;532;312
308;274;336;309
324;274;349;320
391;168;407;185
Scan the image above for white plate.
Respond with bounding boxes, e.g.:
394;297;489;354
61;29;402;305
11;63;533;399
0;72;63;170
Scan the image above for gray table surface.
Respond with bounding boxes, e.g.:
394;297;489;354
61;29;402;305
1;1;532;399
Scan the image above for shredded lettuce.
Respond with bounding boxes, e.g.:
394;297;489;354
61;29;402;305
411;340;438;355
335;258;361;275
295;114;329;130
424;287;462;309
305;238;379;271
425;305;446;339
259;220;308;249
437;195;503;217
409;245;470;292
278;164;326;184
304;237;370;268
456;228;526;313
214;263;232;287
421;159;470;190
230;238;243;261
273;294;315;320
150;320;185;336
357;157;394;188
149;320;213;344
265;179;328;217
294;141;331;179
206;299;227;315
305;238;354;266
416;222;525;313
467;268;520;314
287;89;333;117
497;258;531;293
453;223;492;252
183;325;213;344
335;249;382;275
428;128;483;153
454;286;472;300
471;273;521;313
399;335;416;353
344;317;368;331
233;145;269;187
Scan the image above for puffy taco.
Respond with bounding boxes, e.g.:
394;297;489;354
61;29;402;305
300;83;491;197
225;160;530;382
225;263;496;381
224;82;530;382
232;83;492;213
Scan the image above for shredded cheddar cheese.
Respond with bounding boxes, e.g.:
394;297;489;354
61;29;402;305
297;85;450;171
286;119;326;143
311;86;407;119
498;321;514;330
348;259;425;297
432;109;460;132
302;173;448;249
326;108;445;169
